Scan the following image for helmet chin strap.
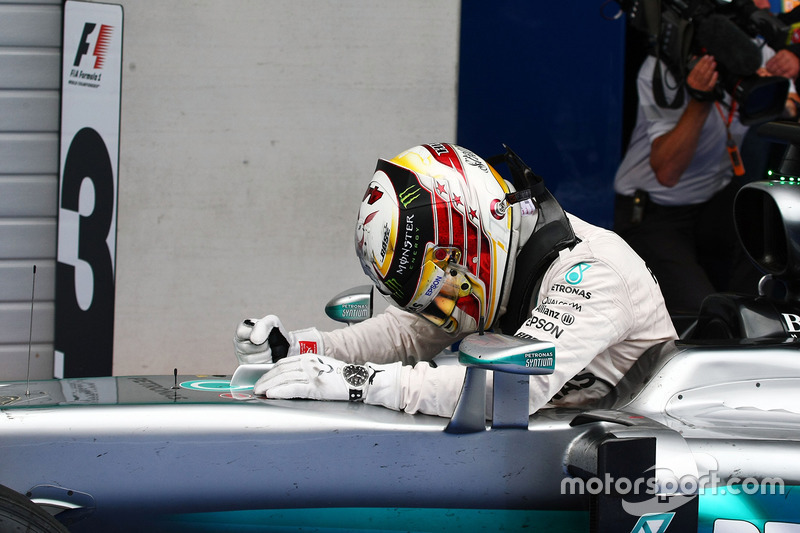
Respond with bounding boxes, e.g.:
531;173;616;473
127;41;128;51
487;145;579;334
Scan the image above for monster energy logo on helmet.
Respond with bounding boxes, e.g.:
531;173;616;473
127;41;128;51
399;185;421;209
372;159;436;308
385;278;404;299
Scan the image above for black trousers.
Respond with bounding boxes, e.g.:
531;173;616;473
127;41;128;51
614;180;762;316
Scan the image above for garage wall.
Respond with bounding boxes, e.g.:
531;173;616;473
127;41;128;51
112;1;460;375
0;0;460;380
0;1;632;381
0;0;61;380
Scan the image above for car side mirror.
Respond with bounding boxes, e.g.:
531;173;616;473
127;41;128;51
325;285;374;325
445;332;555;434
231;286;376;390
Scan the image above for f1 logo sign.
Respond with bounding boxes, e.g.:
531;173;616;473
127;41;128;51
782;313;800;335
56;1;122;378
72;22;114;70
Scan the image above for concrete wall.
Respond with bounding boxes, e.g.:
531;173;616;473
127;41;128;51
111;1;460;375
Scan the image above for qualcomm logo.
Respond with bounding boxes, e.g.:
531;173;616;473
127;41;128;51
629;512;674;533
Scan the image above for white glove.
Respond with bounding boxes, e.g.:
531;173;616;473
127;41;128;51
253;354;401;406
233;315;324;364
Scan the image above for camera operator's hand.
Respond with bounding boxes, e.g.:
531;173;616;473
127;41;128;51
765;49;800;80
686;55;718;101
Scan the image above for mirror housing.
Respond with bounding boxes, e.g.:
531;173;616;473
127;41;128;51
456;332;555;374
446;332;555;434
324;285;374;325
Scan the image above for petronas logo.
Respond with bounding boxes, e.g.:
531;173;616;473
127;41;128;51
399;185;421;208
385;278;404;298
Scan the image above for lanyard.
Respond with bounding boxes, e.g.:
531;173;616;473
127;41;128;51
715;100;745;177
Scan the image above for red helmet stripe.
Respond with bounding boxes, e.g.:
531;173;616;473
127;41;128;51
451;203;465;255
466;216;480;277
422;144;466;183
465;216;493;292
433;188;450;247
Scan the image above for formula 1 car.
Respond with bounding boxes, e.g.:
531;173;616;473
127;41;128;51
3;126;800;533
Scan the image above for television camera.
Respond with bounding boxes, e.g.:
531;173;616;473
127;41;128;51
618;0;793;124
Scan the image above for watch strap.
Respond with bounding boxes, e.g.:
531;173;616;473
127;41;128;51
348;388;364;401
343;363;367;402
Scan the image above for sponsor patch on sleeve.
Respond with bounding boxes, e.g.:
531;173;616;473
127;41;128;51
298;341;318;354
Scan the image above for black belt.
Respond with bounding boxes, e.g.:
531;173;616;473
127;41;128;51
616;190;653;224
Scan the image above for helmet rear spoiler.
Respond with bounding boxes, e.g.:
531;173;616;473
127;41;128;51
487;145;579;333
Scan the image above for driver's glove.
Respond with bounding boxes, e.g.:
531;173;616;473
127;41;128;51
233;315;324;364
253;354;403;408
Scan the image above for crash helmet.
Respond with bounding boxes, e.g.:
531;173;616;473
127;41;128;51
355;143;516;334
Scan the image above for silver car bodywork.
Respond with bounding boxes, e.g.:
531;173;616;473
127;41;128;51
1;337;799;533
3;177;800;533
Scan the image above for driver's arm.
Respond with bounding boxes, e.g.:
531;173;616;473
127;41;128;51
322;305;459;365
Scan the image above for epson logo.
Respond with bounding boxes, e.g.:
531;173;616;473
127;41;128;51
425;274;444;297
523;317;564;339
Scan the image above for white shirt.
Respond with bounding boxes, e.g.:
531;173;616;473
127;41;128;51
613;55;748;206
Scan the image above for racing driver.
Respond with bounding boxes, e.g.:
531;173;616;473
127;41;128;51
234;143;678;417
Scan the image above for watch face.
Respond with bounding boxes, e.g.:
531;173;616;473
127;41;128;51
343;365;369;387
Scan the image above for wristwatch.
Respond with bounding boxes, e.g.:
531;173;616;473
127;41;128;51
341;364;370;401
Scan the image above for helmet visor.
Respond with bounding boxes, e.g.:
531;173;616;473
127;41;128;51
407;252;473;330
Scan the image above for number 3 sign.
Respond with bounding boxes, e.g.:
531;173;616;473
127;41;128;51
56;2;123;378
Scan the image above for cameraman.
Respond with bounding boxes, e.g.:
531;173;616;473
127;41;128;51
742;0;800;185
765;3;800;80
613;53;761;318
765;48;800;80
